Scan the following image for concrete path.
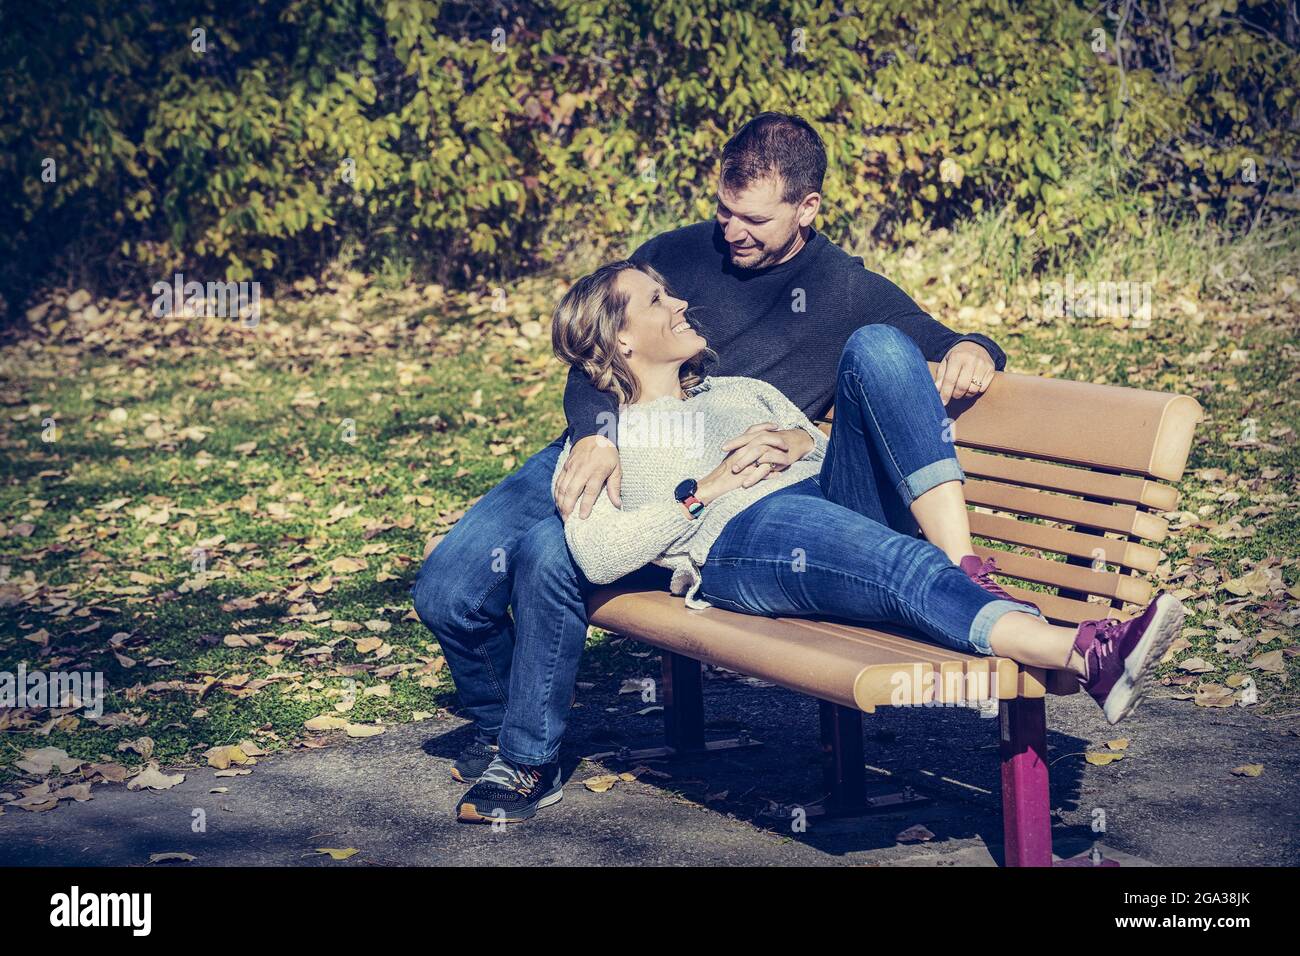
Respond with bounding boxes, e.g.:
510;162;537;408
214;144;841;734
2;665;1297;867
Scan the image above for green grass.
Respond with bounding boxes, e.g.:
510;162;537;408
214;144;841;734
2;213;1297;786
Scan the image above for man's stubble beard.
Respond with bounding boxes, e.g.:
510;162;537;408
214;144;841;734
730;244;784;271
728;229;804;271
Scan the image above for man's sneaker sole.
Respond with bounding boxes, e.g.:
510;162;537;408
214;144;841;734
1100;593;1185;725
457;787;564;824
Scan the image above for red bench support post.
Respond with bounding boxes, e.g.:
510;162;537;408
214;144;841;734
999;696;1053;866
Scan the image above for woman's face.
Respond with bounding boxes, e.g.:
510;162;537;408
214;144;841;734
615;268;706;365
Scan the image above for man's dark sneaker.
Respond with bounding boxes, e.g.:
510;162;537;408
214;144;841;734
450;731;498;784
960;554;1040;613
456;755;563;824
1074;592;1185;725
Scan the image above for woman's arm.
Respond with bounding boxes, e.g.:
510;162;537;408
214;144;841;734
562;495;697;585
551;447;696;585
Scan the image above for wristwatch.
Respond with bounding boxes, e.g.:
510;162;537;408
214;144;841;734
674;478;704;519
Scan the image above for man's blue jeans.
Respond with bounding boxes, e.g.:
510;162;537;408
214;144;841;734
697;325;1040;654
409;431;601;766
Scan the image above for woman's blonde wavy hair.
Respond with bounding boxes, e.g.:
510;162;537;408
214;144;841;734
551;260;716;406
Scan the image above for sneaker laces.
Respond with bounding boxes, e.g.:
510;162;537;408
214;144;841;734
968;557;1013;596
1076;617;1124;682
477;755;541;795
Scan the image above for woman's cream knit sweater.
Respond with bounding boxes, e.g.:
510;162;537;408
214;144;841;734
551;376;829;609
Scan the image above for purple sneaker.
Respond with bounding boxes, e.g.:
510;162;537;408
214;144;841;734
1074;593;1185;725
960;555;1040;613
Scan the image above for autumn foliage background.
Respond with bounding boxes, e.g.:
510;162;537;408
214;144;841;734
2;0;1297;312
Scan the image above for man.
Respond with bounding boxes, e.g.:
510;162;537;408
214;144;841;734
411;112;1005;823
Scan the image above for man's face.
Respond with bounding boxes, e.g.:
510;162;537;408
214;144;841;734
715;176;805;270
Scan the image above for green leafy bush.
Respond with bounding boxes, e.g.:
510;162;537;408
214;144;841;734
1;0;1295;313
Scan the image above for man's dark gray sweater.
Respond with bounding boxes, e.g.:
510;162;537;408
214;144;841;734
562;220;1006;442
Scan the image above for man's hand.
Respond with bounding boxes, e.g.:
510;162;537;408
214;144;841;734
554;434;621;520
719;422;815;475
934;341;996;405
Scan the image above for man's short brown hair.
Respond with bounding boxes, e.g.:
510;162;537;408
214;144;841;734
720;112;827;204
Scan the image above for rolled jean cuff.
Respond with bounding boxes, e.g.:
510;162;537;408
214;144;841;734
967;598;1043;655
895;457;965;507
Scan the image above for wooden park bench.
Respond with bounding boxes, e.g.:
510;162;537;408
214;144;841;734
586;367;1203;866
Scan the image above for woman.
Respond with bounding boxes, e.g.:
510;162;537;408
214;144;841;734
455;260;1184;823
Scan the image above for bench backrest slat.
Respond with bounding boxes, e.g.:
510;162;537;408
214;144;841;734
964;479;1169;541
967;511;1162;572
820;368;1201;480
956;448;1181;511
971;545;1154;604
1000;584;1115;625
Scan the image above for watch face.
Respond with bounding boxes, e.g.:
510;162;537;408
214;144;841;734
674;478;697;501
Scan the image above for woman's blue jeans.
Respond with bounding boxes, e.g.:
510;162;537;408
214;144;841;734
698;325;1040;655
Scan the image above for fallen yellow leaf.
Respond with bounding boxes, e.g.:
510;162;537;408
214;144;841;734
205;745;251;770
583;773;620;793
304;715;349;732
1085;751;1125;766
330;556;368;574
127;763;185;791
315;847;359;860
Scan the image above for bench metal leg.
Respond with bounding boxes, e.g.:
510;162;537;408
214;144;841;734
662;650;706;751
818;701;927;815
595;652;761;762
999;697;1053;866
819;700;866;809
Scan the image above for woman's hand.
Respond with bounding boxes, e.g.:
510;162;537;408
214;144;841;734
719;422;814;473
695;452;774;505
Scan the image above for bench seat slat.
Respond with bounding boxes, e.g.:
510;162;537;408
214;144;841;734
795;618;1051;703
586;588;1047;711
